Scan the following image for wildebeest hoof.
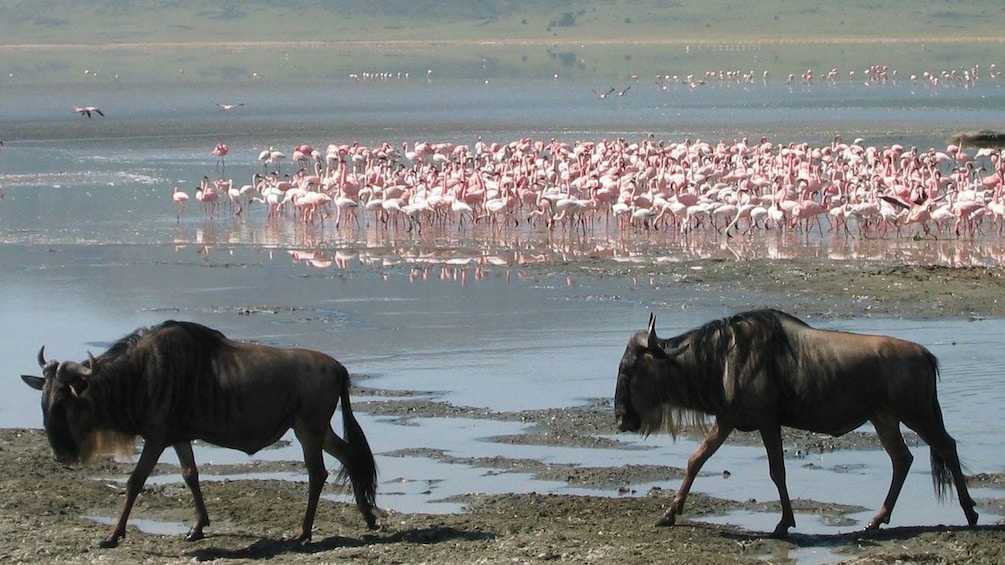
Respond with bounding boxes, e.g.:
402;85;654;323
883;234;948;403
655;514;676;527
770;527;790;539
98;537;120;549
185;528;205;542
292;530;312;544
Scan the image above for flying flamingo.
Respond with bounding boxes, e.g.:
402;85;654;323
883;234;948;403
73;106;104;118
592;87;616;99
212;143;229;176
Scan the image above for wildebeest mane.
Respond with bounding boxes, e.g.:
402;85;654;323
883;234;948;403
641;309;803;438
682;309;803;370
98;319;227;356
79;320;236;458
95;320;232;374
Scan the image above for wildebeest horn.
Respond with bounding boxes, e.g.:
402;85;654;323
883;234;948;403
87;351;97;371
647;312;659;350
37;346;47;369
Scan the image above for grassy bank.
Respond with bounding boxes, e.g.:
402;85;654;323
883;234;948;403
3;1;1004;45
0;1;1002;84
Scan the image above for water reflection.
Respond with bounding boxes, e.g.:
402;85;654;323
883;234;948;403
169;220;1005;271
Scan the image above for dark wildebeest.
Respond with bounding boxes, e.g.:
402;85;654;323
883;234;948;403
614;309;978;537
21;320;377;548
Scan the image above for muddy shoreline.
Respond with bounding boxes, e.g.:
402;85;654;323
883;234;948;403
5;259;1005;564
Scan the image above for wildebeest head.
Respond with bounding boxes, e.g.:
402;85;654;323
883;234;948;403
21;346;100;465
614;313;693;437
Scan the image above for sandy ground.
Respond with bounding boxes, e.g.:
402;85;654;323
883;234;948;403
5;258;1005;564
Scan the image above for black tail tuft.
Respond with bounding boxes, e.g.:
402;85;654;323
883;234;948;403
339;381;379;529
930;448;952;502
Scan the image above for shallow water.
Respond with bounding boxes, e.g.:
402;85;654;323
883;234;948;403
3;76;1005;556
4;243;1004;535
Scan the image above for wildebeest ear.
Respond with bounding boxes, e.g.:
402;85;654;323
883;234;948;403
21;375;45;391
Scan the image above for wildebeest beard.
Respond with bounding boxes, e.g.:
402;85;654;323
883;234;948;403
77;429;137;463
632;335;714;439
621;313;788;439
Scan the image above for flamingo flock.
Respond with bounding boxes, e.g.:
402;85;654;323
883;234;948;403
172;135;1005;243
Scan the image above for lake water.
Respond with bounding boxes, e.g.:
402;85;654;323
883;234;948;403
2;73;1005;553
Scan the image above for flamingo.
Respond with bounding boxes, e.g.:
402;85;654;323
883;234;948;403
212;143;229;176
262;190;283;220
194;182;220;217
592;87;616;99
154;134;1005;245
258;147;285;174
172;187;189;218
216;103;244;111
450;196;474;227
73;106;104;118
333;195;360;228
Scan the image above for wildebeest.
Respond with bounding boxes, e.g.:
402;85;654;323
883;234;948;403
21;320;377;548
614;309;978;537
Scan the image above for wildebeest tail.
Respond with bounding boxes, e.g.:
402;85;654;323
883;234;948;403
930;448;953;502
925;359;957;503
337;380;379;528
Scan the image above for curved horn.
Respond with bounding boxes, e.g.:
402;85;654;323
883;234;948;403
647;312;659;350
86;351;97;372
37;346;47;369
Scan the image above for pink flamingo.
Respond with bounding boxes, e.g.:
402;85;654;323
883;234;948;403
212;143;229;176
172;187;189;219
258;147;284;174
195;178;221;217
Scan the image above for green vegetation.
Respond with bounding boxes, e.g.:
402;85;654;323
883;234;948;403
0;1;1001;84
3;1;1004;44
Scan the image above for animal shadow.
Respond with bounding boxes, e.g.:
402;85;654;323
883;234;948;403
188;526;494;560
715;522;1005;549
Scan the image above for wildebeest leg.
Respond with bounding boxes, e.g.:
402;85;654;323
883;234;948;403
293;425;328;543
759;425;795;537
173;441;210;541
867;414;913;530
659;418;734;526
101;440;167;548
907;421;979;526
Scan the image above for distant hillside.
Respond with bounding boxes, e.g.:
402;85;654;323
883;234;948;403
1;1;1001;85
2;0;1003;45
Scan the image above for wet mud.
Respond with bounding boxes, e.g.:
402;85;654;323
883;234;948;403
5;258;1005;564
